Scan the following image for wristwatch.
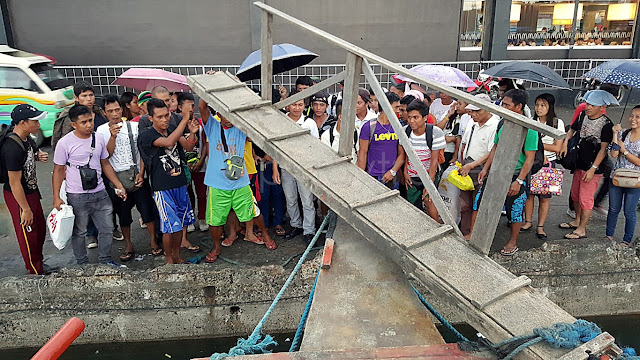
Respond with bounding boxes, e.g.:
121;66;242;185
591;164;598;169
515;178;525;185
389;169;397;177
624;151;630;157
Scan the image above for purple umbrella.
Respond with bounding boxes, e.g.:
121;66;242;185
393;65;477;88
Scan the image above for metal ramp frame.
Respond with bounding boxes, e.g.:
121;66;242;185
187;3;621;359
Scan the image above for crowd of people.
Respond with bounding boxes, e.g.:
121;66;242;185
1;72;639;275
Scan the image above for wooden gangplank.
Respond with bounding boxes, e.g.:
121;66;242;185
190;72;598;360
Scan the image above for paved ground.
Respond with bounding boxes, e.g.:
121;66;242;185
0;106;637;277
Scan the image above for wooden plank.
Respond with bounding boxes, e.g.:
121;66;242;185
274;71;346;109
557;333;618;360
321;238;334;269
189;72;581;360
260;11;273;102
338;52;361;157
350;190;399;209
469;121;527;255
252;1;565;140
405;225;454;250
362;59;462;237
312;155;352;170
472;275;532;309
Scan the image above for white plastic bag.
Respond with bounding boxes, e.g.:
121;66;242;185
47;204;75;250
59;180;68;203
438;164;461;223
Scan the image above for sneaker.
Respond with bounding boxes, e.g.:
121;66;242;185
104;260;127;268
187;224;196;233
284;227;303;240
198;219;209;232
86;236;98;249
303;234;314;244
594;206;608;216
112;229;124;241
501;206;506;216
566;209;576;219
139;218;147;229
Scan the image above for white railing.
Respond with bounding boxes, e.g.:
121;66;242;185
55;58;614;96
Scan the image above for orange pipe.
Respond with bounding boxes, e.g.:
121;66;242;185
31;317;85;360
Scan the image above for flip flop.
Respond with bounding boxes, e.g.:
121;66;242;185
181;245;200;253
274;225;286;236
244;234;265;245
536;226;547;239
151;247;164;256
120;251;134;262
264;238;277;250
500;247;519;256
205;252;219;263
222;235;238;247
559;222;578;229
564;232;587;239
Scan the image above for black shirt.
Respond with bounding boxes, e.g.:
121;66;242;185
138;125;187;191
1;134;38;194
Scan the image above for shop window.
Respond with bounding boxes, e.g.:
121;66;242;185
460;0;485;48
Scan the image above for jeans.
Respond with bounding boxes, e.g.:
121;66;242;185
258;162;285;228
67;190;114;264
606;181;640;244
281;168;316;235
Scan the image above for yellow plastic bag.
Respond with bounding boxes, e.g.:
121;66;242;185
447;162;474;191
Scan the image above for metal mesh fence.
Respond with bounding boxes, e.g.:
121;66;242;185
55;59;613;96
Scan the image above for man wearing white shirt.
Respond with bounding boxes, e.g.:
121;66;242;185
96;94;158;261
430;92;456;123
355;88;377;136
457;94;500;237
272;93;319;243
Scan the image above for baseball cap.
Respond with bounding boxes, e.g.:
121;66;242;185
310;91;329;104
465;93;492;111
138;91;152;105
358;88;371;103
11;104;47;125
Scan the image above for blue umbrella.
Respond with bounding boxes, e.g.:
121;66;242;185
582;60;640;88
236;43;318;82
483;61;571;89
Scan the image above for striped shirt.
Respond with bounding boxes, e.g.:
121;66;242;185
405;125;446;177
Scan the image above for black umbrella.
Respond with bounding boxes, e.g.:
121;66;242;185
484;62;571;89
236;43;318;82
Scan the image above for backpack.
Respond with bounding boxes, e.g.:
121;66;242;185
497;119;545;175
0;125;33;184
328;126;358;153
404;124;446;164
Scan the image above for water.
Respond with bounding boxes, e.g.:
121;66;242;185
2;333;294;360
4;316;640;359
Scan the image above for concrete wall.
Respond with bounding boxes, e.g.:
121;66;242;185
7;0;462;66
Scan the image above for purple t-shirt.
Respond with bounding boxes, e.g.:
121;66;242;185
359;120;399;176
54;132;109;194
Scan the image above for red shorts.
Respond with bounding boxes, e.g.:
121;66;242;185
570;169;603;210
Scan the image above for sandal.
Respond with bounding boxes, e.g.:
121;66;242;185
564;231;587;239
520;221;533;232
120;251;134;262
151;247;164;256
244;234;265;245
221;235;238;247
264;238;277;250
180;245;200;253
274;225;286;236
500;247;519;256
620;241;632;248
536;225;547;239
559;222;578;229
205;252;219;263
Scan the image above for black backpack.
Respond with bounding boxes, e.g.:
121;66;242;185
405;123;435;150
497;119;545;175
0;125;33;184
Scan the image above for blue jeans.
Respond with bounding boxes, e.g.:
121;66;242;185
67;190;114;264
258;162;285;228
606;181;640;244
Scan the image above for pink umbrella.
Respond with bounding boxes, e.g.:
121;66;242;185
112;68;190;92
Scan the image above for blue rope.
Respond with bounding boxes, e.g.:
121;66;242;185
411;284;469;342
210;216;330;359
289;264;321;352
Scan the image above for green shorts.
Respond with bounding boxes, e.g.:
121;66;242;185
206;185;256;226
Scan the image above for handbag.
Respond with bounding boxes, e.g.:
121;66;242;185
530;164;563;196
612;168;640;188
111;121;139;192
